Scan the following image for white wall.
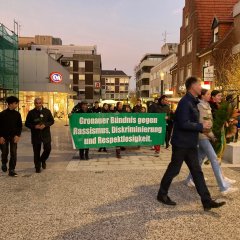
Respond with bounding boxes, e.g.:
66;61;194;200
19;50;72;93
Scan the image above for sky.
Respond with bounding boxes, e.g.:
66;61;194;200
0;0;185;90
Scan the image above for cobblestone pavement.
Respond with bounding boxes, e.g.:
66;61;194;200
0;120;240;240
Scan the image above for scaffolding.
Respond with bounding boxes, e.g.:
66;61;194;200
0;22;19;110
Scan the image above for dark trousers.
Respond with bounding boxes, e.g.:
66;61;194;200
33;142;51;169
79;149;89;158
158;146;212;205
1;138;17;171
165;123;173;147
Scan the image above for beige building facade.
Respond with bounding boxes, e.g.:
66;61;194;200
150;53;177;98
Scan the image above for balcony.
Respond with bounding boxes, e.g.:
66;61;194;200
140;85;150;91
140;72;150;80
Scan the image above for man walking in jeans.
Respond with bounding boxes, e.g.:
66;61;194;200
0;96;22;177
25;98;54;173
157;77;226;211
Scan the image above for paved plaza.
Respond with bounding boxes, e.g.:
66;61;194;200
0;120;240;240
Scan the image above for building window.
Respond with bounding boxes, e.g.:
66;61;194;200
213;27;219;42
85;74;93;85
187;36;192;53
79;75;85;81
73;60;78;72
78;62;85;68
85;86;93;99
120;78;125;84
185;15;189;27
70;61;73;68
69;74;73;80
187;64;192;77
85;61;93;72
181;42;185;57
115;78;120;85
73;74;79;85
179;68;184;84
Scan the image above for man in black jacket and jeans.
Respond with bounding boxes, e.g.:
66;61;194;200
157;77;226;211
0;96;22;177
25;98;54;173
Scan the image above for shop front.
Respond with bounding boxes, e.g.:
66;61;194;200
19;91;74;121
19;50;75;121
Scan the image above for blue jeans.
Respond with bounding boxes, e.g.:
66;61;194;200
186;139;230;192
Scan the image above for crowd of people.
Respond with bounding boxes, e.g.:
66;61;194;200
71;96;173;159
157;76;239;211
0;76;239;212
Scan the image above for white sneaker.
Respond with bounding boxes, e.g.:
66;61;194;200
224;177;237;184
221;187;239;196
186;179;195;188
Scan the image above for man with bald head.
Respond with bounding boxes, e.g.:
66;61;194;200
25;98;54;173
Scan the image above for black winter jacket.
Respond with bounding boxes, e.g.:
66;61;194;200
171;93;203;148
25;108;54;144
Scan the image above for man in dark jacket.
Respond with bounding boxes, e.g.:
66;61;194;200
72;101;92;160
25;98;54;173
158;95;172;149
157;77;226;211
0;96;22;177
92;101;101;113
132;99;142;113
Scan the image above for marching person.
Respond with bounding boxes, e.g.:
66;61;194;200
158;95;173;149
98;103;109;153
0;96;22;177
74;101;92;160
185;89;238;195
115;102;124;158
157;77;226;211
25;98;54;173
92;101;101;113
132;99;142;113
148;98;161;155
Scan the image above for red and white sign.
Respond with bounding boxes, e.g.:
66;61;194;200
50;72;63;83
95;82;101;89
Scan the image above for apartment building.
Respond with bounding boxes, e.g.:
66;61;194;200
135;54;165;99
101;69;130;101
175;0;239;95
150;43;178;98
30;44;102;103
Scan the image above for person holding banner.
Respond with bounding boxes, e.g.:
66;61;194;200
92;101;102;113
132;99;142;113
98;103;109;153
148;98;161;156
157;77;226;211
77;101;92;160
116;102;125;158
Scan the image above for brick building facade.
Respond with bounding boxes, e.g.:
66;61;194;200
175;0;239;96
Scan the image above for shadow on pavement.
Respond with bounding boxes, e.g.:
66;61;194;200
55;183;220;240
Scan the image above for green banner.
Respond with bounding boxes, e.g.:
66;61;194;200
69;113;166;149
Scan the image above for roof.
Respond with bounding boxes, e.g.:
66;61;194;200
194;0;238;49
101;70;129;77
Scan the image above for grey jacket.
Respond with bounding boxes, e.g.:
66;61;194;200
198;100;214;140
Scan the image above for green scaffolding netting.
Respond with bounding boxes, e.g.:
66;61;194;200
0;23;19;107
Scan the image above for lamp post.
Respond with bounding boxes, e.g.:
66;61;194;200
160;72;165;96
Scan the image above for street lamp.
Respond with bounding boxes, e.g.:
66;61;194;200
160;72;165;96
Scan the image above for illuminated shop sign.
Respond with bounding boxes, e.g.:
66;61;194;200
50;72;63;83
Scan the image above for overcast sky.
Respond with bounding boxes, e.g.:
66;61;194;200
1;0;184;90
